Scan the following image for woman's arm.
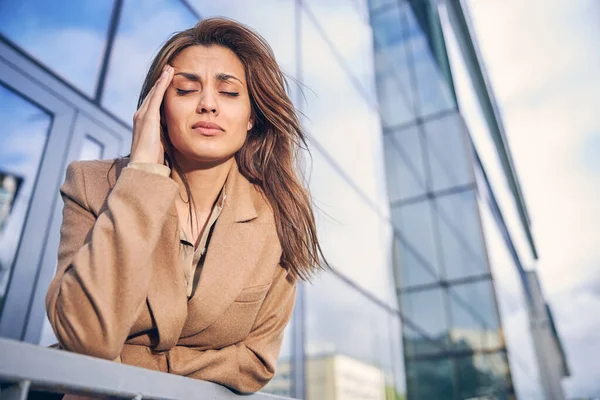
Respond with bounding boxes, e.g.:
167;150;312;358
45;160;179;360
167;265;297;394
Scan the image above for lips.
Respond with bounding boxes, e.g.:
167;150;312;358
191;121;224;136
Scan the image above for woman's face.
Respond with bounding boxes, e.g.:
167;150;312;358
163;45;252;166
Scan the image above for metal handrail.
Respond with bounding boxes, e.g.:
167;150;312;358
0;338;295;400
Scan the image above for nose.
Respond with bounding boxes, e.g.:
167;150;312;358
196;90;218;115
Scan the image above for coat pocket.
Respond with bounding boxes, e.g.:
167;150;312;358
234;282;271;303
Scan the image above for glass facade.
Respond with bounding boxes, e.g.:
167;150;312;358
0;0;560;399
0;84;52;311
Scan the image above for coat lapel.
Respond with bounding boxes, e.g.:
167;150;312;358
147;206;188;351
181;161;268;337
110;158;190;351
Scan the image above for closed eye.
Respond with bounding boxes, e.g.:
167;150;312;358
176;88;197;95
221;92;239;97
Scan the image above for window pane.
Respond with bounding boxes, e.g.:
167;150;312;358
79;136;105;161
423;113;472;192
301;7;388;211
395;235;437;289
392;200;442;277
384;125;427;202
402;324;444;359
406;357;457;400
401;286;449;353
0;0;114;96
404;2;455;117
305;272;403;399
447;288;486;352
435;189;487;280
371;1;417;127
456;352;513;399
303;0;377;104
450;280;503;351
102;0;198;123
369;0;397;13
0;84;52;312
309;146;396;307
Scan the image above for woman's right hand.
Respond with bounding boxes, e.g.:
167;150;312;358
130;64;174;164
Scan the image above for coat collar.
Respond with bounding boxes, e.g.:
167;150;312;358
224;159;258;224
145;158;268;349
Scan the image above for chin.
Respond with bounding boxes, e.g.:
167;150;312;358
175;145;238;166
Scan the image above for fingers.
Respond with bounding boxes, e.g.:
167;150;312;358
134;65;173;122
147;65;173;116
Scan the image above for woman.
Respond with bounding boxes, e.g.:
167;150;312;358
45;17;325;394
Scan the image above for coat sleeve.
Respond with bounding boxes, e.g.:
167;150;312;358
167;265;297;394
45;161;180;360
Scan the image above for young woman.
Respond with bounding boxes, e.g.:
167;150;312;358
46;17;325;394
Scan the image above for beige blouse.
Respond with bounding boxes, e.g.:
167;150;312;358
127;162;226;298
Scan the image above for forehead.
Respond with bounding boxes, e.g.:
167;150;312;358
172;45;246;82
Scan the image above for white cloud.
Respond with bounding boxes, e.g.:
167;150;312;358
466;0;600;396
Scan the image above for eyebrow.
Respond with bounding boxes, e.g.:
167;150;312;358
174;71;243;85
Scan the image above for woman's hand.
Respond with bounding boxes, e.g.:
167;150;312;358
130;64;174;164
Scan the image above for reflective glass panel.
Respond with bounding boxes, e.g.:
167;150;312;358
456;352;512;399
435;188;487;280
79;136;105;161
0;84;52;312
406;357;457;400
451;281;503;351
392;199;442;276
371;1;416;127
368;0;398;13
384;125;427;202
395;235;437;289
402;324;444;359
404;2;455;117
0;0;114;96
301;7;388;211
447;289;486;352
308;146;396;307
423;113;472;193
305;272;403;399
303;0;377;104
102;0;198;122
401;285;449;351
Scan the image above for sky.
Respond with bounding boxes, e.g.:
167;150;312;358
466;0;600;397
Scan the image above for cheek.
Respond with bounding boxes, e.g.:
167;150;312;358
163;97;186;128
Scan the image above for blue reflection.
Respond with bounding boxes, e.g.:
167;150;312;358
0;0;114;96
371;2;417;126
0;84;51;306
403;2;455;116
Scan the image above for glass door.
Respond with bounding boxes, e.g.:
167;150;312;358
26;114;121;345
0;58;76;340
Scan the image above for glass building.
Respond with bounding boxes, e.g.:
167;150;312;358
0;0;569;399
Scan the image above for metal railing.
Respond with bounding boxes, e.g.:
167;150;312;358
0;338;295;400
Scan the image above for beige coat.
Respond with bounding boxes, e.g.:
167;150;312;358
45;158;296;394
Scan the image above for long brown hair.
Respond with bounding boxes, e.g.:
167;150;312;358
134;17;326;281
